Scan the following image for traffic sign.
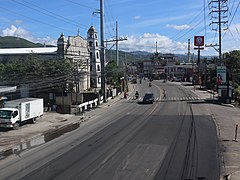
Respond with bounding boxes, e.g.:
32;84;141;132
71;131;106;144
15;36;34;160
194;36;204;46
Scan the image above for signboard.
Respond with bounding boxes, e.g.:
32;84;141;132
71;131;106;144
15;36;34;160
217;66;226;84
194;36;204;46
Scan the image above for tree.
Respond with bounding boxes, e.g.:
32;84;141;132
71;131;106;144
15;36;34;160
0;55;74;91
224;50;240;73
223;50;240;84
105;61;124;87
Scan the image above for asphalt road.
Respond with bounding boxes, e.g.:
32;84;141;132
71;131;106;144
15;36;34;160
0;80;219;180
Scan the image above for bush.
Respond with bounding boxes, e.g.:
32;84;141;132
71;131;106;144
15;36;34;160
235;85;240;97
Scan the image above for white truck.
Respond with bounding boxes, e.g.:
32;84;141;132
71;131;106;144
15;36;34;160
0;98;43;129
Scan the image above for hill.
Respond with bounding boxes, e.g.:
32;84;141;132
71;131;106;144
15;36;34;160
0;36;54;48
106;50;153;65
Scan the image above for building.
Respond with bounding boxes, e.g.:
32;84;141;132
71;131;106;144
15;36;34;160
161;53;178;66
87;25;101;89
0;31;92;92
57;32;90;91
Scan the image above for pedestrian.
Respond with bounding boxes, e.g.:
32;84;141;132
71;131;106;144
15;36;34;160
124;91;128;99
163;90;166;99
47;102;50;111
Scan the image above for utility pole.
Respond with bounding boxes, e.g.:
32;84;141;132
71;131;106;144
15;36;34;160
100;0;106;102
208;0;230;103
116;21;119;66
187;39;191;63
155;40;158;55
105;37;127;66
218;0;222;62
208;0;228;64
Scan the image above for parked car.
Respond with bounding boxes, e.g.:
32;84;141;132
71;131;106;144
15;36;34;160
173;77;182;82
143;92;154;104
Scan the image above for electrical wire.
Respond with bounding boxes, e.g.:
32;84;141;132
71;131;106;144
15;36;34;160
18;0;88;30
222;1;240;39
0;6;76;34
170;4;208;42
105;0;115;38
65;0;97;10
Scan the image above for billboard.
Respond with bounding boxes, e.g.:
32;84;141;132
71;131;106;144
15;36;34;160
194;36;204;46
217;66;226;84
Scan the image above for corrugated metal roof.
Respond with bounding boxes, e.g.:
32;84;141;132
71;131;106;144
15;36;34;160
0;86;17;93
0;47;57;55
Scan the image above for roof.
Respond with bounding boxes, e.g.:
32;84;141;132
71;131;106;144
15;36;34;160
0;86;17;93
0;108;18;111
0;47;57;55
6;98;42;103
88;25;97;33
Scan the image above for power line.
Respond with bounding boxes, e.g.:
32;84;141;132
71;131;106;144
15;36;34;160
0;6;76;34
11;0;88;31
170;5;207;41
65;0;97;10
105;0;115;38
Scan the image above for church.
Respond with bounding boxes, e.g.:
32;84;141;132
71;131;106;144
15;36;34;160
0;26;101;92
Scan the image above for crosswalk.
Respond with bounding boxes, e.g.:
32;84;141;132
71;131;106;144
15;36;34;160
123;96;202;102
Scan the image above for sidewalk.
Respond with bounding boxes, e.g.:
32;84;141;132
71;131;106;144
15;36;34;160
0;112;87;159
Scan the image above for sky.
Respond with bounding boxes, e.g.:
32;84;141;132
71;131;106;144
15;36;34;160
0;0;240;56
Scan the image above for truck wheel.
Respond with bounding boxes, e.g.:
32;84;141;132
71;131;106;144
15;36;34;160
31;118;37;124
13;122;20;130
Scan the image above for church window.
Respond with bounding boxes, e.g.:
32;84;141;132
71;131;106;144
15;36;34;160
96;52;99;59
89;33;93;38
96;41;98;47
95;34;97;38
97;65;100;71
90;52;93;59
89;41;93;47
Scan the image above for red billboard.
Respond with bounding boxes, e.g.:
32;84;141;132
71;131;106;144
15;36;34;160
194;36;204;46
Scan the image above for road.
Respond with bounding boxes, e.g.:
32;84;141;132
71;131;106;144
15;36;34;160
0;80;219;180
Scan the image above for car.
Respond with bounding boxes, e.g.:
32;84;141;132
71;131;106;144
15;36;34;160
131;78;137;84
143;92;154;104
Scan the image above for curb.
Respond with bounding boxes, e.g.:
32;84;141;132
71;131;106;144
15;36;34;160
0;115;89;160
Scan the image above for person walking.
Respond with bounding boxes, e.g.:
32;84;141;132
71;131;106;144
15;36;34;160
163;89;166;99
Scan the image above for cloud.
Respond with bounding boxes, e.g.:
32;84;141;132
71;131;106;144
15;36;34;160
1;25;56;46
133;16;141;20
166;24;190;30
119;33;188;54
15;20;23;25
2;25;30;38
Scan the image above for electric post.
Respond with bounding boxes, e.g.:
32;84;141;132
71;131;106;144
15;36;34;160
207;0;230;103
100;0;106;102
187;39;191;63
116;21;119;66
105;21;127;66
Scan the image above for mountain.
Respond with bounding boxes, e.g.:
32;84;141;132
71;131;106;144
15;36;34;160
0;36;54;48
129;51;151;56
106;50;152;64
